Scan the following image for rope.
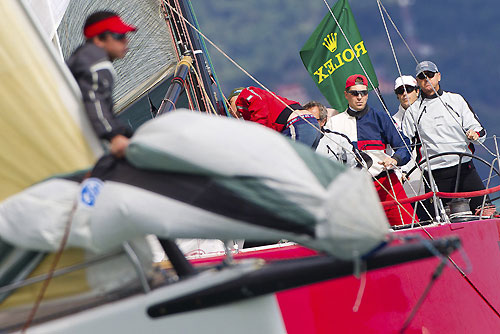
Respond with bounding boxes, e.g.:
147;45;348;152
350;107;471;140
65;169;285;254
173;0;212;113
386;169;405;224
187;0;232;117
161;1;196;111
21;201;78;333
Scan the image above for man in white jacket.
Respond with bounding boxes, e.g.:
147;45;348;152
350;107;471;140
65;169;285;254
393;75;423;198
402;61;490;219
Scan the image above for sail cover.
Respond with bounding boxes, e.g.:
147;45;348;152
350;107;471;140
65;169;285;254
57;0;178;111
0;111;390;260
0;0;102;201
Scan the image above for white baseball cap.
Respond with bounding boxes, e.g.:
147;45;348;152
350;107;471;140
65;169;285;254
394;75;417;90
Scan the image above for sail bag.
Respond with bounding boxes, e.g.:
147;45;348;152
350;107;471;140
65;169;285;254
0;111;389;260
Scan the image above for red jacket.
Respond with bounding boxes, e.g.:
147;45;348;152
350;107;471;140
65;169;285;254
235;87;301;132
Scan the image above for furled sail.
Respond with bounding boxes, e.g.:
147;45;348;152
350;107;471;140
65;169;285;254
57;0;178;112
0;0;103;201
0;111;390;260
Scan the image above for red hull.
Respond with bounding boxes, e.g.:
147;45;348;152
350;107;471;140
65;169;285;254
192;219;500;333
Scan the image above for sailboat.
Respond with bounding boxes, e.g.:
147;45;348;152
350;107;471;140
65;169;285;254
0;0;494;333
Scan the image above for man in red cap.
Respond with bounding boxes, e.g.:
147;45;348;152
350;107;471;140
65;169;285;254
67;11;137;158
317;74;417;226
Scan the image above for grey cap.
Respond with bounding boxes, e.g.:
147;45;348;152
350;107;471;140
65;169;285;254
415;61;439;76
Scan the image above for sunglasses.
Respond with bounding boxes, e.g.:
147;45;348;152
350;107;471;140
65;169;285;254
109;32;127;41
417;71;436;80
395;85;417;95
348;90;368;97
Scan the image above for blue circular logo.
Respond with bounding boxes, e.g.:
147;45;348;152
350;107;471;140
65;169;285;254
80;178;104;207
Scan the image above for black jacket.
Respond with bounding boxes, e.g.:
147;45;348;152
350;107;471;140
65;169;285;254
67;42;132;141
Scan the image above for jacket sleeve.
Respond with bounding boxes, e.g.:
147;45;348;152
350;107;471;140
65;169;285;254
76;63;132;140
381;112;411;166
459;95;486;144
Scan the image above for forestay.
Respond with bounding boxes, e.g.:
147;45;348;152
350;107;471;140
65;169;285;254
0;111;389;260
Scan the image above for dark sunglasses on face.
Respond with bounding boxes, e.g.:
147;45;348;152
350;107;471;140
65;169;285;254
417;71;436;80
348;90;368;97
395;85;417;95
109;32;127;41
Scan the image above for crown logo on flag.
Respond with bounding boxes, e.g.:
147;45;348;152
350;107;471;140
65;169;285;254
322;33;338;53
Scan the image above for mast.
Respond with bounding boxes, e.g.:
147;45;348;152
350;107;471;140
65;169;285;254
163;0;221;114
157;55;193;115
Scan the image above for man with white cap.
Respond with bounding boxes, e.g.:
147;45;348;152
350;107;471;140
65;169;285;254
67;11;137;158
402;60;491;218
393;75;419;131
392;75;423;198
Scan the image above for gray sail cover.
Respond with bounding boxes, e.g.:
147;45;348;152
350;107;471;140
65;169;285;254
0;111;389;259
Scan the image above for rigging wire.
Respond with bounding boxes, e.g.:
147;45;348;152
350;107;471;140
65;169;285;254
173;0;211;113
399;261;446;333
376;0;496;159
161;1;197;111
187;0;232;117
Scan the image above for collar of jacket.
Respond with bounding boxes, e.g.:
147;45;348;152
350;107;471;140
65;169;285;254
346;105;369;119
421;87;443;100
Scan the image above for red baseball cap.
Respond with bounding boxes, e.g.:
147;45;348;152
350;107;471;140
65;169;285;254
84;15;137;39
345;74;368;89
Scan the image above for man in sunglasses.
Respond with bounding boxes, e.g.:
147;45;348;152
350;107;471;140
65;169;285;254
402;60;491;219
317;74;417;226
392;75;423;198
67;11;136;158
393;76;419;131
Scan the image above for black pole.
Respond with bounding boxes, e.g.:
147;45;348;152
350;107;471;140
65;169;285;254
157;55;193;115
158;239;197;278
148;236;461;317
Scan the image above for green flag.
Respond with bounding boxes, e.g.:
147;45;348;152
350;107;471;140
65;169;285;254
300;0;378;111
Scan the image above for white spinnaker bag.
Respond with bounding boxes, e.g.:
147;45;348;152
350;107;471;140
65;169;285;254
0;111;389;259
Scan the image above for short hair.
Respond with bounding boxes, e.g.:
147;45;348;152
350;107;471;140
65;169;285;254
84;11;118;40
304;101;328;122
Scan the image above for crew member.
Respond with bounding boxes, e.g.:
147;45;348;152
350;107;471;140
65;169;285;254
402;61;492;218
228;87;321;148
304;101;328;128
317;74;417;226
393;75;423;197
67;11;136;158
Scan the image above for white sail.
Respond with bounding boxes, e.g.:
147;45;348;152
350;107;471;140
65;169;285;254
25;0;71;40
0;0;103;201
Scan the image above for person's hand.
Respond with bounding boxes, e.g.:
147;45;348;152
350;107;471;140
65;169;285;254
378;157;397;169
110;135;130;158
402;172;410;182
466;129;479;141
